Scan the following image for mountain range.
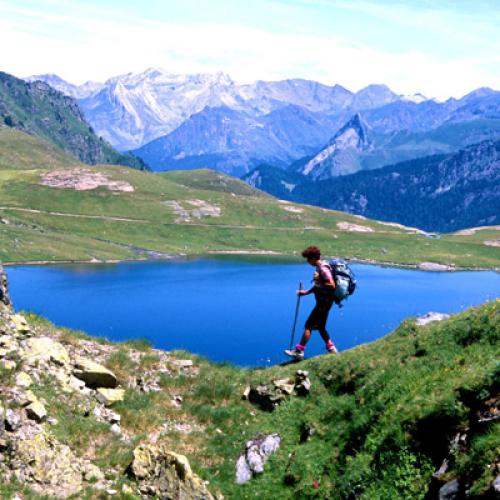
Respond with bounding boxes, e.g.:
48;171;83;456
27;69;500;178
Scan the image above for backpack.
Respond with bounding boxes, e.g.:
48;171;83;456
327;258;357;306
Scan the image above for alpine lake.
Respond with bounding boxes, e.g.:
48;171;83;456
6;257;500;366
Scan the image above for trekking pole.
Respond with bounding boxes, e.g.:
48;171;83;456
289;281;303;350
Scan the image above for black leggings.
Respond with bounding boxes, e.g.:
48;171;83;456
305;292;334;331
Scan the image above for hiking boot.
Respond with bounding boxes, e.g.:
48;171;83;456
284;349;304;360
326;343;338;354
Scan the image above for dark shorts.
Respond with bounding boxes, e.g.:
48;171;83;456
305;290;334;331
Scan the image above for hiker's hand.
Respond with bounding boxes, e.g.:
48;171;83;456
297;290;307;296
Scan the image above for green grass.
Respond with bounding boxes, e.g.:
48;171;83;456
4;300;499;498
0;127;499;267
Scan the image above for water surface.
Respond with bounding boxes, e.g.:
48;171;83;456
7;259;499;366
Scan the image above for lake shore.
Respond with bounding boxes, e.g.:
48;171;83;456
2;251;499;272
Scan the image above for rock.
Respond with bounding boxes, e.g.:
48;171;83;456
419;262;454;271
1;359;16;370
17;389;38;407
433;458;449;479
12;314;30;334
439;479;460;500
0;402;4;433
492;474;500;493
15;372;33;388
73;358;118;388
0;437;8;450
110;423;122;435
67;374;89;394
129;443;214;499
273;378;295;395
122;484;135;495
235;455;252;484
242;386;251;400
171;395;183;407
11;432;84;497
0;264;11;306
247;384;286;411
416;312;450;326
235;433;281;484
83;462;104;482
294;370;311;396
95;388;125;406
172;359;194;368
26;401;47;422
5;409;22;431
134;373;161;393
22;336;70;367
93;405;121;424
247;372;312;411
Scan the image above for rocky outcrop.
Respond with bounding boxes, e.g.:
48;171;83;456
416;312;450;326
243;370;311;411
0;263;10;306
235;434;281;484
95;387;125;406
73;358;118;388
129;443;214;499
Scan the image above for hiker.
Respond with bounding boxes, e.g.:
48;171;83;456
285;246;338;360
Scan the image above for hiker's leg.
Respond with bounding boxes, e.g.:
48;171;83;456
320;328;336;351
319;328;331;344
299;328;312;347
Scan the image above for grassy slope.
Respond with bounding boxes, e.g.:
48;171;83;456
0;72;146;170
0;126;499;268
2;301;498;499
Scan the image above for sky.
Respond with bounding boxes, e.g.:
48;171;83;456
1;0;499;99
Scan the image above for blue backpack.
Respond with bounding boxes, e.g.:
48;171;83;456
327;258;357;306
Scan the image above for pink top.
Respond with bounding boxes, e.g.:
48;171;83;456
314;262;333;287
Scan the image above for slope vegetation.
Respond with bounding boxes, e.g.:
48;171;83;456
0;263;498;498
0;127;498;268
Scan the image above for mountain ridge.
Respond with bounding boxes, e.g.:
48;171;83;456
0;71;147;170
244;138;500;232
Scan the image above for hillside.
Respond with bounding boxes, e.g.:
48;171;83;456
0;127;499;268
0;264;498;498
245;139;500;233
0;72;146;170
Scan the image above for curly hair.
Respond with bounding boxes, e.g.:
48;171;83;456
301;246;321;260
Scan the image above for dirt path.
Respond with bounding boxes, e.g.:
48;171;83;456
0;206;151;223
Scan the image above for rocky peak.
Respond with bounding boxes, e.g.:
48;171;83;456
350;83;399;110
300;113;371;179
331;113;369;146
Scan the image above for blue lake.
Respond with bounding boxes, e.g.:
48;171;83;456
6;259;500;366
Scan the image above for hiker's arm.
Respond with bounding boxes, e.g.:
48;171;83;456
323;277;336;289
297;287;314;296
321;267;336;289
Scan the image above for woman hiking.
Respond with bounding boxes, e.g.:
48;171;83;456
285;246;338;360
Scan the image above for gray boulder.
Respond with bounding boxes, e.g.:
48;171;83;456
235;433;281;484
439;479;460;500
